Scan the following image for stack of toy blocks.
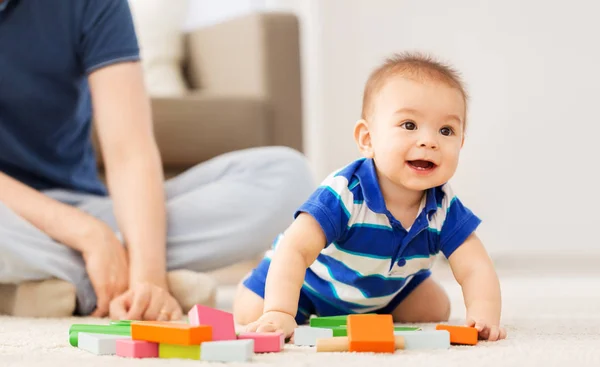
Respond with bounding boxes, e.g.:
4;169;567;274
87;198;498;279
70;304;284;361
294;314;478;352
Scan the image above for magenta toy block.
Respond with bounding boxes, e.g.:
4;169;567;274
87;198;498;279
115;339;158;358
236;332;284;353
187;304;236;341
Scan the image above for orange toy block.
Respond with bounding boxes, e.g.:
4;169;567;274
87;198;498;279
435;324;478;345
131;322;212;346
347;314;395;353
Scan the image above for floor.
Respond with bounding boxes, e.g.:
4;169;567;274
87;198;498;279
1;256;600;367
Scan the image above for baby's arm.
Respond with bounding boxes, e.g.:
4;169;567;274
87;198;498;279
245;212;326;336
447;233;507;341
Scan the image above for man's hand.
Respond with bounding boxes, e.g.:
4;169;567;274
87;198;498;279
80;223;129;317
109;282;183;321
244;311;297;338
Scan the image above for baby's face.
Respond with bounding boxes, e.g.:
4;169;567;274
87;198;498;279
365;75;465;192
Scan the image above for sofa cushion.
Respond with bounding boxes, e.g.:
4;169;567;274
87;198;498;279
151;93;270;168
128;0;189;96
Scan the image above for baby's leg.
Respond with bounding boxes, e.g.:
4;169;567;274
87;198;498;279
391;277;451;323
233;276;265;325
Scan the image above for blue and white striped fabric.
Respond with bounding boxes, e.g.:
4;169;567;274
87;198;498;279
247;157;481;317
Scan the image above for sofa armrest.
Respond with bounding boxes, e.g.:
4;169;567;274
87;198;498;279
184;12;303;153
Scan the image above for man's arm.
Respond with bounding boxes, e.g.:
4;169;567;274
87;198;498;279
0;172;102;252
88;61;168;288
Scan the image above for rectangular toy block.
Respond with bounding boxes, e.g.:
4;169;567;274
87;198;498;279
237;332;284;353
347;314;395;353
201;339;254;362
309;315;348;327
69;324;131;347
316;335;405;352
188;304;236;341
435;324;478;345
110;320;132;326
131;322;211;345
159;343;200;360
294;326;333;346
116;339;159;358
77;332;130;355
394;330;450;350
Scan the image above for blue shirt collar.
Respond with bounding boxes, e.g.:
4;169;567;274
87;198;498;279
356;158;438;216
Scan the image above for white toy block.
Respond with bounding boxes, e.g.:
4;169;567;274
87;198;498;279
78;332;131;355
294;326;333;346
393;330;450;350
200;339;254;362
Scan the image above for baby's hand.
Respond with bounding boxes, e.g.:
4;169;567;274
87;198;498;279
245;311;297;338
465;318;507;341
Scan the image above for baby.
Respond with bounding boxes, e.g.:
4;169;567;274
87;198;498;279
233;52;506;341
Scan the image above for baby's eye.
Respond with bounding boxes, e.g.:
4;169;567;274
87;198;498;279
400;121;417;130
440;127;454;136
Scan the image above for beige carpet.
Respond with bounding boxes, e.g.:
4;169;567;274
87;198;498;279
2;258;600;367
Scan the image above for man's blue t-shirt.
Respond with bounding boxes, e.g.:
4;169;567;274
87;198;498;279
0;0;140;195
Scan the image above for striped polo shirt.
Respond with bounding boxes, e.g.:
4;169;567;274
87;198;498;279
265;157;481;313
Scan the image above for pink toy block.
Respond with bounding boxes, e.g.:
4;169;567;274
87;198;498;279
187;304;236;341
116;339;158;358
236;332;284;353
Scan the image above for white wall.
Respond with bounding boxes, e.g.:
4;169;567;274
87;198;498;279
298;1;600;255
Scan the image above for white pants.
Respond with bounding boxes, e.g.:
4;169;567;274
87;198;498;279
0;147;315;315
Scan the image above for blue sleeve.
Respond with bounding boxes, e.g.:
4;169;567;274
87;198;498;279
294;185;351;246
439;196;482;258
79;0;140;74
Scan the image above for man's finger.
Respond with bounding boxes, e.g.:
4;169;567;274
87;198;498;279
142;288;166;321
109;291;131;320
126;286;152;320
90;285;110;317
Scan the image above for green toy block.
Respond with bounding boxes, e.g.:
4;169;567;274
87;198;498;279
68;324;131;347
323;324;420;337
394;326;421;332
309;315;348;327
109;320;132;326
159;343;201;360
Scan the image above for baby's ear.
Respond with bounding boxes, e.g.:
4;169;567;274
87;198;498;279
354;119;374;158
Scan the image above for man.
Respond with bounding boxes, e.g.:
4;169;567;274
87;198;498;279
0;0;313;319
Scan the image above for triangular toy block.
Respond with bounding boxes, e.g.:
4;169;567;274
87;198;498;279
188;304;236;341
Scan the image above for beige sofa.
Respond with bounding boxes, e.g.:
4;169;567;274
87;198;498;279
96;12;304;178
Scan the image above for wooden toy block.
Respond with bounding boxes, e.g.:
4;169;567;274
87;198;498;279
294;326;333;346
394;330;450;350
131;322;211;345
115;339;159;358
201;340;254;362
309;315;348;327
158;343;200;360
316;335;405;352
188;304;236;341
77;332;130;355
347;314;395;353
237;332;285;353
69;324;131;347
435;324;478;345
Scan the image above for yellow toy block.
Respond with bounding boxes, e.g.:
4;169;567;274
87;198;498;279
158;343;201;360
